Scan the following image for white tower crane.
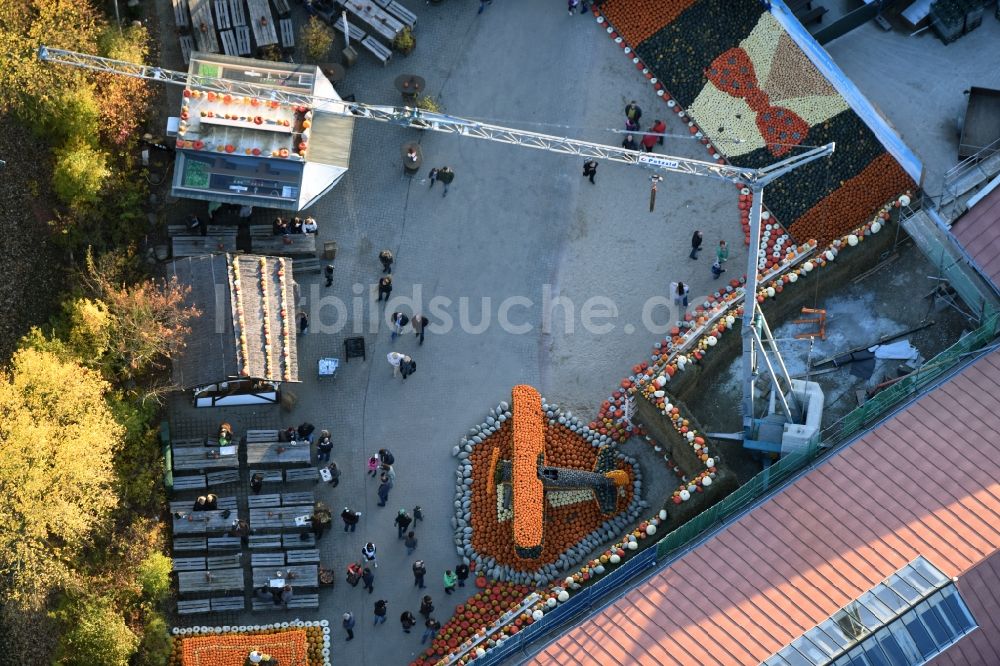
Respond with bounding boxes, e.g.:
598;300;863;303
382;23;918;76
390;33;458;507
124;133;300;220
37;45;835;439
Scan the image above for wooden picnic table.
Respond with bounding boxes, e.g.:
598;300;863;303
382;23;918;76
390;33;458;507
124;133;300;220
188;0;221;52
250;234;316;257
246;0;278;47
178;568;245;594
342;0;403;41
249;505;315;530
172;444;239;471
173;510;236;535
246;441;312;465
252;565;318;589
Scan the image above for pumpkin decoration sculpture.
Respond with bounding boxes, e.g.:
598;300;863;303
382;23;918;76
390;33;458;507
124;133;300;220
455;385;642;584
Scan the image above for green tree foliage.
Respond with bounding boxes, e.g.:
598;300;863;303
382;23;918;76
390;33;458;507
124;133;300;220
300;16;334;62
0;348;123;606
34;86;101;147
95;24;150;145
52;141;110;209
53;595;138;666
134;612;172;666
135;552;171;604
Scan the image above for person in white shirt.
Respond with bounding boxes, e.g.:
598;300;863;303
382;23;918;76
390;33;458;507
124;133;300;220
302;217;318;233
387;351;405;377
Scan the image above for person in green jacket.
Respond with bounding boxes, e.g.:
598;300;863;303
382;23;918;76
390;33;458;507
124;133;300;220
716;239;729;264
443;569;457;595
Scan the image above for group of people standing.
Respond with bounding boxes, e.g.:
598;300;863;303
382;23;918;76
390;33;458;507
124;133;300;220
272;216;318;235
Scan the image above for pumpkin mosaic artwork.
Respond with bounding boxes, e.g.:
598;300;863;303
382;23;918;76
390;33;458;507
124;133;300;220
457;386;642;583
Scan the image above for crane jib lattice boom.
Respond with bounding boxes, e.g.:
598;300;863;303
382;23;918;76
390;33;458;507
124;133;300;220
36;46;832;186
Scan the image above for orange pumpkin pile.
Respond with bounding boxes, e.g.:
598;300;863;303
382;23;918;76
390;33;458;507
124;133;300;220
174;628;320;666
511;385;546;553
789;153;913;247
599;0;698;46
409;581;532;666
469;420;634;569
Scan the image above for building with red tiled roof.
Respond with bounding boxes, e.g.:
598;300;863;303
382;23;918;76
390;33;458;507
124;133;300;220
525;347;1000;666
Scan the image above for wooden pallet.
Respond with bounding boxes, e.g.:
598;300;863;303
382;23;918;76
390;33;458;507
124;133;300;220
286;549;319;564
174;556;208;571
285;467;318;483
272;0;291;17
207;536;242;551
220;29;239;56
174;537;208;552
206;469;241;486
214;0;231;29
279;18;295;50
283;532;316;548
173;474;207;491
361;35;392;66
282;491;314;506
208;553;243;569
235;25;252;54
173;0;191;28
251;552;286;567
249;534;282;550
179;35;195;64
249;493;282;509
178;599;212;615
211;597;246;612
229;0;246;25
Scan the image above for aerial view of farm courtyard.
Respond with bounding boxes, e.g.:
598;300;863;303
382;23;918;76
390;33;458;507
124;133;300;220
3;0;1000;664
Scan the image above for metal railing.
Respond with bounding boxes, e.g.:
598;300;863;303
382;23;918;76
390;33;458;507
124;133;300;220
470;310;1000;666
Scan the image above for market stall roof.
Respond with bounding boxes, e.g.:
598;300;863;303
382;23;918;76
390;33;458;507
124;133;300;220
170;52;353;211
168;254;299;390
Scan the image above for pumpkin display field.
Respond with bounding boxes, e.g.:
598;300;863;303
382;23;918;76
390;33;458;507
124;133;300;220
170;624;329;666
598;0;916;247
454;386;643;585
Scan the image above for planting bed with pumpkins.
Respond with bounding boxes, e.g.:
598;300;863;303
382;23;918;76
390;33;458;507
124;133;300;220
597;0;916;248
168;621;330;666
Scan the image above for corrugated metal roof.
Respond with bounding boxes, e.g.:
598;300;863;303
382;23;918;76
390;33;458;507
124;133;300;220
168;254;298;389
530;349;1000;666
952;184;1000;287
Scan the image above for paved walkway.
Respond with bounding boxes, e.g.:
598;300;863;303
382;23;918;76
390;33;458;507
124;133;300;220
168;1;746;664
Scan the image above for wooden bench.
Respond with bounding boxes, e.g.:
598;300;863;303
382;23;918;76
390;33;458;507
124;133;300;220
283;533;316;548
179;35;195;64
252;594;319;611
384;0;417;28
207;553;243;569
220;29;239;55
796;5;828;24
361;36;392;66
173;0;191;29
251;552;286;567
211;597;246;612
249;534;283;550
247;429;281;442
206;469;241;486
279;18;295;50
170;496;238;514
207;536;242;551
284;467;319;483
174;537;207;552
249;493;282;509
292;257;321;274
249;225;273;240
172;236;238;258
333;14;367;43
178;599;212;615
251;235;316;257
174;556;207;571
173;474;207;491
214;0;231;29
249;469;283;484
282;492;315;506
172;437;206;448
272;0;291;17
229;0;246;25
234;26;252;54
286;549;319;564
166;224;237;237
